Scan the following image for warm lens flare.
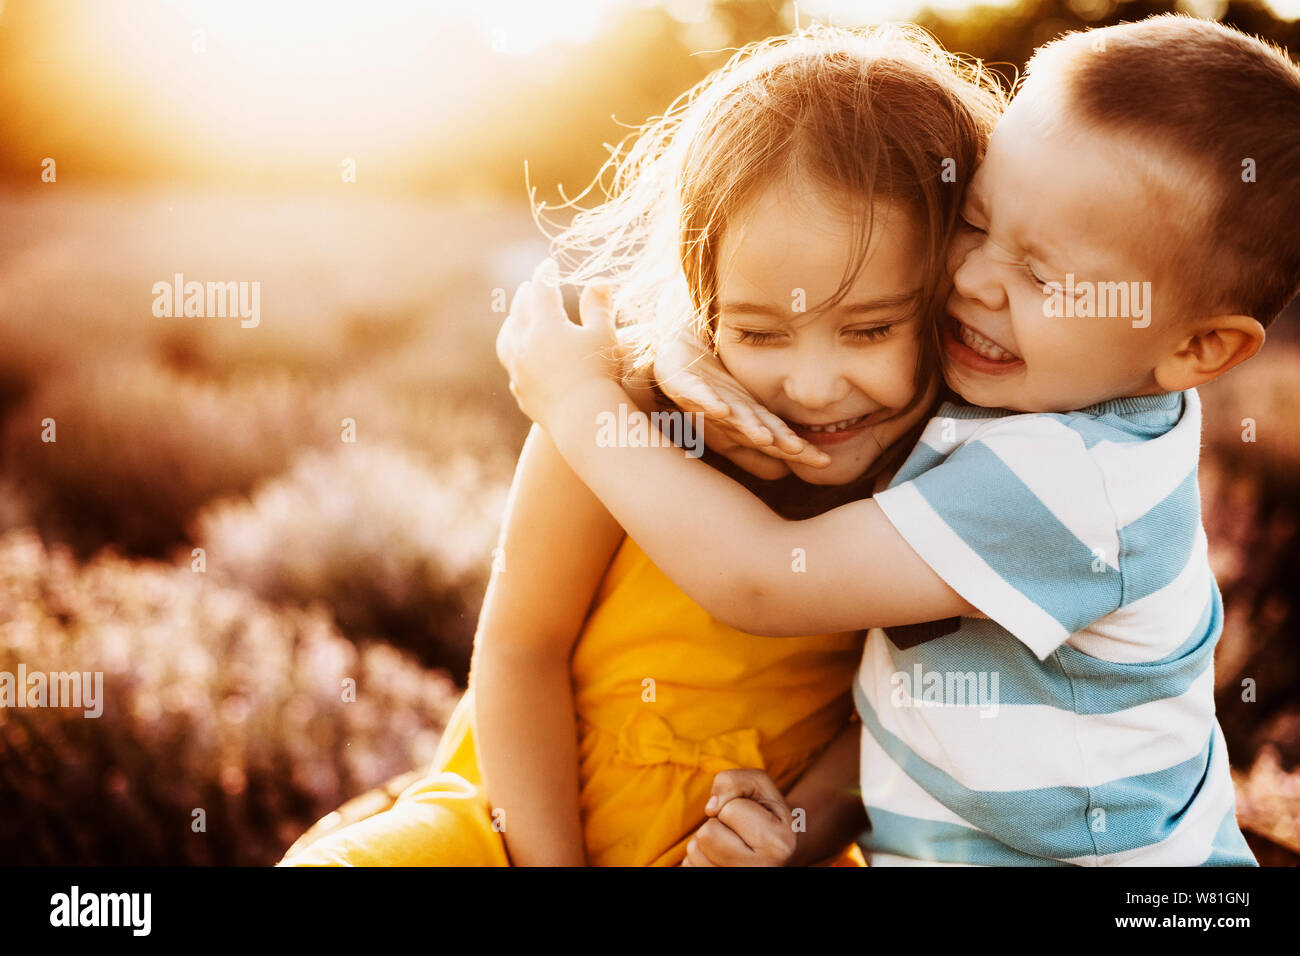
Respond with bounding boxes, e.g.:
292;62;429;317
0;0;623;185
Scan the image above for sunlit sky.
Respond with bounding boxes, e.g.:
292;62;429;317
2;0;1296;187
77;0;1300;67
462;0;1300;43
162;0;617;61
150;0;1019;60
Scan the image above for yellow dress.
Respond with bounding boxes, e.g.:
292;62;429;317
279;536;867;867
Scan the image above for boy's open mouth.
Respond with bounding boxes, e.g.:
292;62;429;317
944;316;1025;376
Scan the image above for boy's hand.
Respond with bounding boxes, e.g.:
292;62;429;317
654;326;831;471
681;768;797;867
702;434;797;481
496;259;621;427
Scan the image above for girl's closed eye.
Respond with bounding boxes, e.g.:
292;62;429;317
844;324;895;343
732;328;785;345
732;325;896;346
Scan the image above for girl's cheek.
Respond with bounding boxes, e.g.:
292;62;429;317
717;353;775;401
859;346;921;407
739;351;789;383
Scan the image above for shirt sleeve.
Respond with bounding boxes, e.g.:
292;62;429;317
873;415;1124;659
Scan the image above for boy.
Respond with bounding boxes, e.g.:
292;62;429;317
496;15;1300;865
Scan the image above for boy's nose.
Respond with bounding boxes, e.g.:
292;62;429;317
950;239;1008;314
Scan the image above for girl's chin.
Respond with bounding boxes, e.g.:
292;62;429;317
788;453;875;486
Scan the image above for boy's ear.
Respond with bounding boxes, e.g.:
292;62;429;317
1153;314;1265;392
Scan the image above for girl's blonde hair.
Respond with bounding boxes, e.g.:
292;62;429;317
539;21;1004;424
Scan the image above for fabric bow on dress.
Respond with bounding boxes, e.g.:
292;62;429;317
614;709;766;775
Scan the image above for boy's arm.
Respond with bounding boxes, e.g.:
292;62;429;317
650;322;830;472
783;722;868;867
546;377;974;635
471;424;625;866
623;351;791;480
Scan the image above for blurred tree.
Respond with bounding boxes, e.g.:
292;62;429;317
707;0;795;47
910;0;1300;90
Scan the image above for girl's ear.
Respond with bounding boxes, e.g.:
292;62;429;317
1153;314;1265;392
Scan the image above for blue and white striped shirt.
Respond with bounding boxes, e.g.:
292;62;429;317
857;389;1255;866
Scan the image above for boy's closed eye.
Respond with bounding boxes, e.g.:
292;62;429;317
958;209;1074;294
1027;263;1055;289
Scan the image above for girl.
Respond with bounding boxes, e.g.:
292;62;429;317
280;23;1000;867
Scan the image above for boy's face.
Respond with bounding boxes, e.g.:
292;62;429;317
943;90;1189;412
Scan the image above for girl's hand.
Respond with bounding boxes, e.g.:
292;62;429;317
654;327;831;471
496;259;620;427
681;769;798;866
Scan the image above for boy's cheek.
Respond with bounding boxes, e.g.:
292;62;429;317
945;231;982;277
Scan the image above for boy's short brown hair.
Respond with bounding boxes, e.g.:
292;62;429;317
1023;14;1300;328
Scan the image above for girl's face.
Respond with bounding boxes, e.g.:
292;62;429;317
714;180;935;486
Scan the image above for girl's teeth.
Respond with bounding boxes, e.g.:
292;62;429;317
958;323;1015;361
802;413;868;433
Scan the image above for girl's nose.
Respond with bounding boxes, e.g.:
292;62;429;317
781;351;849;411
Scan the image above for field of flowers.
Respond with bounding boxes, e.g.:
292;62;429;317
0;188;538;863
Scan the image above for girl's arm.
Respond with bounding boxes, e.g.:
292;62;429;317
471;423;625;866
546;382;970;636
496;268;975;637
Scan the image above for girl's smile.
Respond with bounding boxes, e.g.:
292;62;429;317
785;408;894;446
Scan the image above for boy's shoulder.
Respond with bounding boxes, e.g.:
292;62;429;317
910;390;1201;526
940;389;1190;444
911;390;1197;475
878;390;1210;660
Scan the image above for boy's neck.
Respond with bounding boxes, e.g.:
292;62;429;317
945;389;1184;418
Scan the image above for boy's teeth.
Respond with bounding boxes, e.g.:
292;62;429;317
958;322;1016;361
801;412;868;433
